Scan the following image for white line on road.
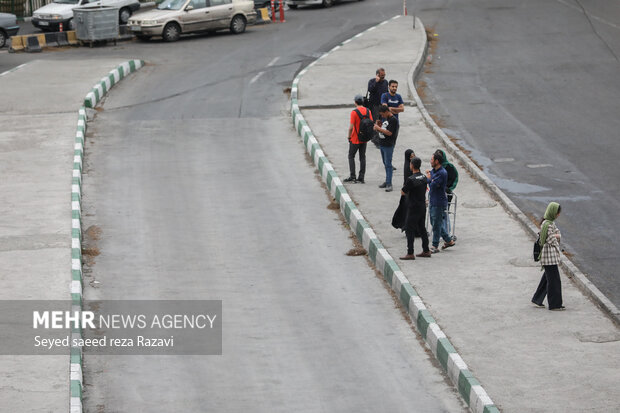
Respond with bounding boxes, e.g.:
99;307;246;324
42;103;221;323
0;63;27;76
249;57;280;84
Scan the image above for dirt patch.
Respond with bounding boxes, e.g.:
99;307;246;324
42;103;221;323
327;200;340;210
346;247;367;256
283;87;292;97
82;246;100;257
85;225;102;241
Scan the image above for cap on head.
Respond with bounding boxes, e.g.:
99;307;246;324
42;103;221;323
354;95;364;105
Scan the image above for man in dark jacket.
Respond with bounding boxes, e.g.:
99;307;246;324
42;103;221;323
366;68;388;122
426;151;455;253
400;157;431;260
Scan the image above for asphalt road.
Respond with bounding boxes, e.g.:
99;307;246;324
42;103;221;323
56;1;466;411
413;0;620;307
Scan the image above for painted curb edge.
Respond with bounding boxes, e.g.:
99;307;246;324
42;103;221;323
405;23;620;327
70;59;145;413
289;15;499;413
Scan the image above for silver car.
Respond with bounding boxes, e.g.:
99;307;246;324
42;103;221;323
129;0;256;42
0;12;19;48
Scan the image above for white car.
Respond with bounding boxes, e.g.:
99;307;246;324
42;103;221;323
32;0;140;32
129;0;256;42
286;0;362;9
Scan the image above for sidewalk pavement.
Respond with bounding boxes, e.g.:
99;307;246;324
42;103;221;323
0;58;139;412
294;15;620;412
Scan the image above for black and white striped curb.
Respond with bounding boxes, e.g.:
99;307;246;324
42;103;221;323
289;16;499;413
70;59;145;413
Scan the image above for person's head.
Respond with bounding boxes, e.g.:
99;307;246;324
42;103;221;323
354;94;364;106
543;202;562;221
410;156;422;172
379;104;391;117
434;149;447;165
388;80;398;94
376;68;386;81
431;152;444;169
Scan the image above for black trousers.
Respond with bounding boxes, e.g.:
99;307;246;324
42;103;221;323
405;212;429;255
348;142;367;179
532;265;563;309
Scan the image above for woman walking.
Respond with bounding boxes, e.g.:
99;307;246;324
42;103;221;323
532;202;565;310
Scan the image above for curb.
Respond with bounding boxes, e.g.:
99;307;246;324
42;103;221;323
69;59;145;413
289;15;499;413
406;25;620;327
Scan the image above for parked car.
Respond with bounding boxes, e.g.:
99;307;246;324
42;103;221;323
32;0;140;32
286;0;362;9
0;12;19;48
129;0;257;42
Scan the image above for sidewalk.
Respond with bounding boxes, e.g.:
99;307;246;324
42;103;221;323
0;59;139;412
294;15;620;412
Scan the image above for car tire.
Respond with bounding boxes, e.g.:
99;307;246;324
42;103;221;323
119;7;132;25
162;22;181;42
0;30;6;48
322;0;333;7
230;15;246;34
136;34;151;41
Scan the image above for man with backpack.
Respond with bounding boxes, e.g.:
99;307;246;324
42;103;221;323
345;95;374;184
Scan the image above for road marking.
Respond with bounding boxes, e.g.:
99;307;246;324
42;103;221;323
526;164;553;168
250;57;280;84
494;157;515;163
0;63;27;76
250;71;264;84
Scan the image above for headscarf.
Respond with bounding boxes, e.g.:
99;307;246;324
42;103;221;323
404;149;414;184
438;149;459;191
539;202;561;250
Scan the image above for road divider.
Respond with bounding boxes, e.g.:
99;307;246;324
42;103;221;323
69;59;145;413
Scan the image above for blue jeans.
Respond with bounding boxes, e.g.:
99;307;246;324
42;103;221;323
429;205;451;247
379;145;394;185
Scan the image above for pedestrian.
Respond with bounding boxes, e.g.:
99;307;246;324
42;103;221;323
400;156;431;260
403;149;415;184
344;95;373;184
426;151;455;253
435;149;459;239
391;149;416;231
374;105;399;192
380;80;405;120
366;68;388;122
531;202;565;310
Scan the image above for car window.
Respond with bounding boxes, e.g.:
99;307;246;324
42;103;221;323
189;0;207;8
157;0;187;10
209;0;231;5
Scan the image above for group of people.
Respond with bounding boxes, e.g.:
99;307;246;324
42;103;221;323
342;67;566;311
345;68;404;192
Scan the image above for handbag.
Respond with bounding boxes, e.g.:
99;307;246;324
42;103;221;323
533;233;541;261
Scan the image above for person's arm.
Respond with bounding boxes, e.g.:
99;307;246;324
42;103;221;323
380;93;388;105
373;120;392;136
429;169;446;190
389;95;405;114
348;110;356;140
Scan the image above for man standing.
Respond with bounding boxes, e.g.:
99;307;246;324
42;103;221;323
367;68;388;122
426;152;455;253
345;95;373;183
380;80;405;120
400;156;431;260
373;105;399;192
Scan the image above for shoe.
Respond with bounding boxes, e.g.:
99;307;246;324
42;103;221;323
385;185;393;192
531;301;545;308
378;182;387;188
392;166;397;171
416;251;432;258
442;240;456;250
357;177;365;184
400;254;415;260
343;176;356;183
430;247;440;254
550;306;566;311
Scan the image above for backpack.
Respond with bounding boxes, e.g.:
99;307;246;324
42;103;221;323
354;108;376;143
